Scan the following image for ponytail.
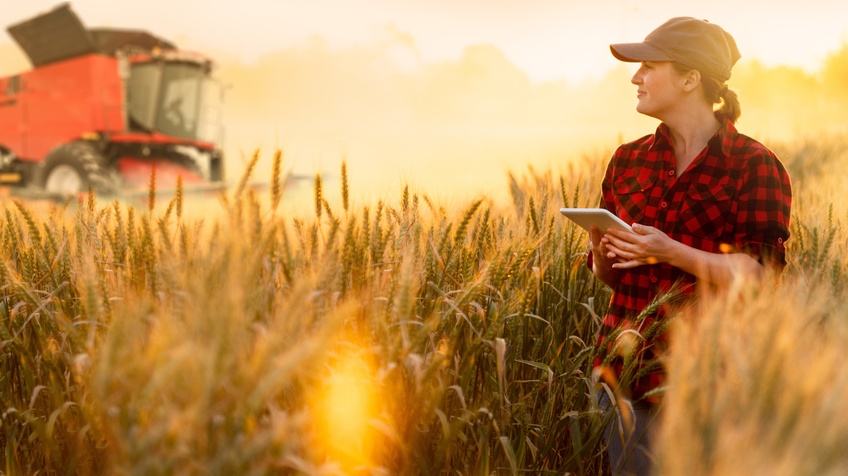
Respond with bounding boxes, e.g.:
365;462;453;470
714;85;741;124
701;73;741;124
673;62;742;123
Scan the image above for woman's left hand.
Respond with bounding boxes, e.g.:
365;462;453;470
604;223;678;269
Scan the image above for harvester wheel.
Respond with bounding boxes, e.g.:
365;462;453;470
40;142;122;196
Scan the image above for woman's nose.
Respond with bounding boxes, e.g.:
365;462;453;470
631;69;642;85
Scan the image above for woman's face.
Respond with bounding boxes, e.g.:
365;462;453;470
630;61;687;119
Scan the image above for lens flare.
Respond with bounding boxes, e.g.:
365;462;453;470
315;351;376;470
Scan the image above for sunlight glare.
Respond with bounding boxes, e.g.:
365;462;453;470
316;351;377;470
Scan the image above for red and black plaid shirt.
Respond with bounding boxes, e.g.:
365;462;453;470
589;120;792;401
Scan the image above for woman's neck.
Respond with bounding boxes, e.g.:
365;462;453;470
665;107;721;175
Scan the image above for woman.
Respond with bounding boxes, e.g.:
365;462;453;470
588;17;792;475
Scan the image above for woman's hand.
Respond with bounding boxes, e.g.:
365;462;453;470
604;223;678;269
603;222;766;289
589;225;627;287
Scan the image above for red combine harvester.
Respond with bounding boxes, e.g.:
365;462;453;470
0;3;225;197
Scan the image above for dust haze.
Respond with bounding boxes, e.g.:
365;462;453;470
2;29;847;209
215;33;650;208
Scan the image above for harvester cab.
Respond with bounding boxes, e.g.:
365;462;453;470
0;3;225;197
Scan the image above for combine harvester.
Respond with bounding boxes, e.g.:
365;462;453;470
0;3;226;199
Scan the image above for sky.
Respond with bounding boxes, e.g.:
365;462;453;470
3;0;848;83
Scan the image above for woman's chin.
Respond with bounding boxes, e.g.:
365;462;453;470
635;104;650;116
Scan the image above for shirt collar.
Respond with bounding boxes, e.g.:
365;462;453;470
649;123;673;152
715;119;737;158
649;119;737;159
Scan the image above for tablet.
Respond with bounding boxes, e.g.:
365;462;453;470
559;208;632;233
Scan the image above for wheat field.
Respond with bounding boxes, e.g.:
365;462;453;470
1;135;847;475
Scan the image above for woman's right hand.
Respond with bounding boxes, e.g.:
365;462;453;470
590;225;623;287
590;225;615;267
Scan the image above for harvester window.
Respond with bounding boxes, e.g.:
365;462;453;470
127;63;160;132
155;64;205;140
126;61;208;140
7;76;20;95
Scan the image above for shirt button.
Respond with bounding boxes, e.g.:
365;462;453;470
660;201;668;208
668;170;675;176
650;276;658;283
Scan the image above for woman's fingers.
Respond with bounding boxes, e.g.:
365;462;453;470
604;233;640;254
607;244;637;262
596;224;665;267
589;225;599;245
612;259;641;269
601;224;669;269
608;242;645;268
605;236;653;267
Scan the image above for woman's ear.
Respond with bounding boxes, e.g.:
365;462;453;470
682;69;701;92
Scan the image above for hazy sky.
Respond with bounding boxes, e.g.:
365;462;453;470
3;0;847;83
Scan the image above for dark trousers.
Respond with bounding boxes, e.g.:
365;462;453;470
598;391;659;476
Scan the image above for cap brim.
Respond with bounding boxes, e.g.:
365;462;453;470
610;42;675;63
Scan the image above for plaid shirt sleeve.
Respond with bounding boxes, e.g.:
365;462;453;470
732;148;792;270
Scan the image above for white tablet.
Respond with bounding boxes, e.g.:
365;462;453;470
559;208;632;233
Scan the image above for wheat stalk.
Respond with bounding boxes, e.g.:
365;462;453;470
314;173;323;220
148;165;157;213
341;160;350;213
234;149;261;200
271;149;283;212
176;174;184;220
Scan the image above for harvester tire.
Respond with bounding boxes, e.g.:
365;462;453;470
40;142;123;196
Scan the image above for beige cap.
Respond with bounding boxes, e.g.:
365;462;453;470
610;17;741;82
